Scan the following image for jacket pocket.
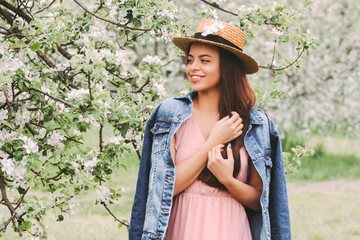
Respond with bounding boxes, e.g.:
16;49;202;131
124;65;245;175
150;119;172;154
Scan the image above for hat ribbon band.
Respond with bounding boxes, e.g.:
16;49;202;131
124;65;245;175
194;33;243;52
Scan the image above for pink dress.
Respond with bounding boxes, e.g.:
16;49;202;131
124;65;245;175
165;116;252;240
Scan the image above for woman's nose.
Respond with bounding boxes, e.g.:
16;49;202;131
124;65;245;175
190;59;200;70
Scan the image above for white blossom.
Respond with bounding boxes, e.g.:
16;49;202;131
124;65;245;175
133;133;143;150
84;157;98;171
48;131;65;149
20;136;39;154
0;91;6;103
79;114;100;127
15;107;30;125
237;5;247;13
203;9;218;20
154;82;166;97
67;88;88;100
96;185;112;202
0;129;16;146
201;21;225;37
1;157;14;176
142;55;161;64
1;57;24;72
125;129;134;139
158;9;176;19
35;110;44;122
11;166;26;188
271;28;284;36
0;157;27;188
55;102;66;113
69;203;76;216
73;129;81;135
104;136;123;145
86;149;98;159
41;86;51;95
36;128;47;139
109;7;118;19
0;109;8;120
70;161;80;174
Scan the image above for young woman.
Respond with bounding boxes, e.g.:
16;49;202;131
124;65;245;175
129;19;291;240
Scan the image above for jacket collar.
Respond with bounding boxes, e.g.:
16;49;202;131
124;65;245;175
249;108;265;125
173;91;197;102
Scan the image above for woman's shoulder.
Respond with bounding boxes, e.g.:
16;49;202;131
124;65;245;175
152;92;194;119
249;108;268;125
249;108;279;136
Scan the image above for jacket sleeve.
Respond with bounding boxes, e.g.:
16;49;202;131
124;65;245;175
129;104;161;240
268;117;292;240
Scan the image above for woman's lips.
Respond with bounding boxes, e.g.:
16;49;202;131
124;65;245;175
190;75;204;82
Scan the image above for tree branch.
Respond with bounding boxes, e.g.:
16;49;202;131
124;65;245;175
0;169;17;232
101;203;129;227
200;0;237;16
131;77;150;93
28;87;76;108
99;124;103;152
33;0;56;15
73;0;151;32
87;74;93;101
260;47;305;71
36;50;56;68
25;122;37;136
0;0;33;22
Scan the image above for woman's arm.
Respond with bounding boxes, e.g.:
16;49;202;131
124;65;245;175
207;145;263;211
173;112;244;196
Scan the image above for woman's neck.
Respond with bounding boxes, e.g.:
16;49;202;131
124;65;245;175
193;90;220;118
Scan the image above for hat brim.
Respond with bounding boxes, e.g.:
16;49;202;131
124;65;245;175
173;37;259;74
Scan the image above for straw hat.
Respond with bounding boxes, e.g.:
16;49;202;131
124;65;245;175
173;19;259;74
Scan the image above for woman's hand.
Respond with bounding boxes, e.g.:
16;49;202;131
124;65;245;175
207;111;243;146
207;144;234;185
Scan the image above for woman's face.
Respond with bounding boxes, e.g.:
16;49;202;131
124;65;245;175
186;43;221;94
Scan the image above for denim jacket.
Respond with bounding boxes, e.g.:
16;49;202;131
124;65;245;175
129;92;291;240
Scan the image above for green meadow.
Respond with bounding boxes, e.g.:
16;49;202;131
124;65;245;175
2;134;360;240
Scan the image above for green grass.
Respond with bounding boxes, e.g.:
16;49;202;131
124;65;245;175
287;153;360;182
282;132;360;182
2;133;360;240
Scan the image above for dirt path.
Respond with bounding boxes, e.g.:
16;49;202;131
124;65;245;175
287;180;360;240
288;179;360;195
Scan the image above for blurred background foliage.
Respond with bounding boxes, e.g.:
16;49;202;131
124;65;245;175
1;0;360;239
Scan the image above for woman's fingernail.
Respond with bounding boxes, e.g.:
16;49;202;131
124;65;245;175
228;143;232;149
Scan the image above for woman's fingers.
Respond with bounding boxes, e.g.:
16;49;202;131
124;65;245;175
228;111;240;123
227;145;233;159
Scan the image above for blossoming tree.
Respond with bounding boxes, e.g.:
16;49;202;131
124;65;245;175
0;0;319;238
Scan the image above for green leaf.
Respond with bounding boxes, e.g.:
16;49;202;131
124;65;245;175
30;42;41;51
57;214;64;222
0;120;13;130
118;222;123;229
21;220;32;230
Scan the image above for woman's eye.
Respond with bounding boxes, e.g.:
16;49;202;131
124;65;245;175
201;59;210;63
186;59;193;64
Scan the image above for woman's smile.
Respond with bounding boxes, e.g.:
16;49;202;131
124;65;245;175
190;74;204;82
186;43;221;93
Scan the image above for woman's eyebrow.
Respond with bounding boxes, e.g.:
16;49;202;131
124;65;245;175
187;54;212;58
199;54;212;58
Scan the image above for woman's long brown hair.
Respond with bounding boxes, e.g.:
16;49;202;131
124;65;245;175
197;47;256;191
